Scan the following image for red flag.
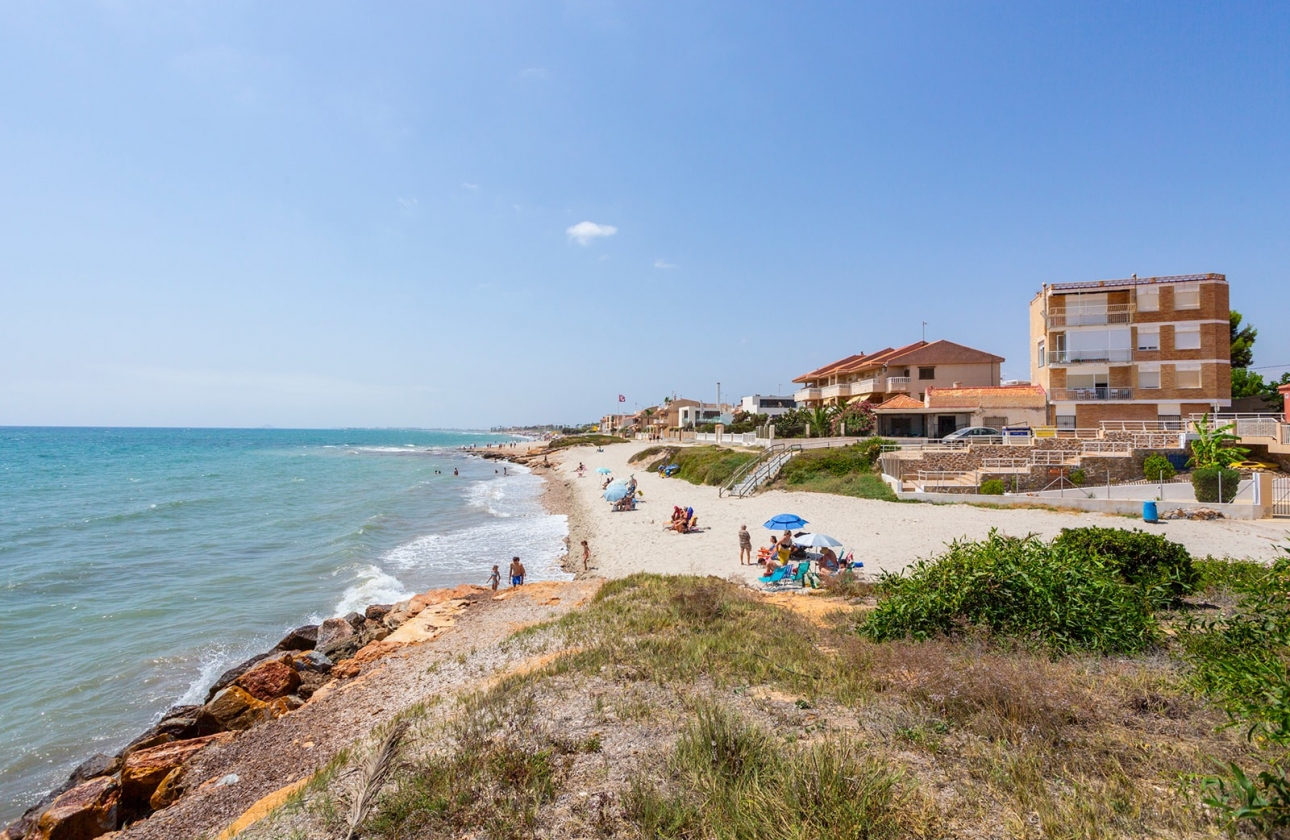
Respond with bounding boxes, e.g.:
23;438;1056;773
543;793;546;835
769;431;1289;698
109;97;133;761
618;394;626;402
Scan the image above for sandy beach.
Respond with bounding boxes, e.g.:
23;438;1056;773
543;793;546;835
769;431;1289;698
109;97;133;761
546;440;1290;581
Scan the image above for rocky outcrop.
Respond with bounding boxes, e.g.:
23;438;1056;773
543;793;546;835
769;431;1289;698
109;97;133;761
29;776;119;840
273;624;318;652
233;659;300;702
199;687;269;732
314;617;355;650
121;735;228;809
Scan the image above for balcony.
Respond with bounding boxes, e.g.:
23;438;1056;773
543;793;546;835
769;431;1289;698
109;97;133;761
820;382;853;400
885;376;911;392
794;387;821;403
1047;348;1133;366
1050;387;1134;402
1046;303;1134;328
853;377;881;394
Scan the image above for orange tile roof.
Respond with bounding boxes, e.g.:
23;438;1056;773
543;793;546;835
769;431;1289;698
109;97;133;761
793;354;866;383
886;339;1004;366
872;394;926;411
926;384;1047;409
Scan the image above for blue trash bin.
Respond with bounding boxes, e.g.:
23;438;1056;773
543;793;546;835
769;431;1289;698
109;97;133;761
1143;500;1159;523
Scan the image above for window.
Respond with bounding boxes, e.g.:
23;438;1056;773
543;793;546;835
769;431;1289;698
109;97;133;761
918;366;935;380
1175;364;1201;389
1175;324;1201;350
1138;369;1161;389
1057;415;1076;430
1137;286;1159;312
1137;326;1159;351
1175;284;1201;309
1037;340;1045;368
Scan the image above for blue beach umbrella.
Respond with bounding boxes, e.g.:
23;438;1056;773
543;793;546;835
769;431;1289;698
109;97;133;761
763;513;808;531
595;467;613;475
603;483;631;502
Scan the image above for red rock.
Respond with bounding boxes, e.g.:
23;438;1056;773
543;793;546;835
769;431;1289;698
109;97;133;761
30;776;119;840
264;695;304;718
315;618;355;649
234;659;300;702
121;735;227;808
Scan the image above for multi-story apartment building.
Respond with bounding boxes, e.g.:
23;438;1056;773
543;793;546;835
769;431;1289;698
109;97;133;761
1029;273;1231;428
793;340;1004;409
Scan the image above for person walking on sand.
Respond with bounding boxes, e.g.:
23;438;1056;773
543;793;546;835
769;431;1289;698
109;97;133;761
581;539;592;572
509;556;526;587
487;564;501;591
738;525;752;565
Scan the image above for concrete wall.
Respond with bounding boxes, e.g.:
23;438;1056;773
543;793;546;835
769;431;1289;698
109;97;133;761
893;490;1264;520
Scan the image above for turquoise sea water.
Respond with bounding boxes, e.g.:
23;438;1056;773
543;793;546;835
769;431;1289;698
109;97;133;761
0;427;568;822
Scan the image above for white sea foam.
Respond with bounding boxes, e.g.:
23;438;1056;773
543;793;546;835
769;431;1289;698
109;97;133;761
175;645;245;707
332;563;415;616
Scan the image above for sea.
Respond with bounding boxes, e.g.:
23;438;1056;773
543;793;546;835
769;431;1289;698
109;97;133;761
0;427;569;823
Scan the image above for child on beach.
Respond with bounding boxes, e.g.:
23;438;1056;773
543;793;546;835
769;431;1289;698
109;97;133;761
738;525;752;565
509;556;526;587
581;540;591;572
487;565;501;591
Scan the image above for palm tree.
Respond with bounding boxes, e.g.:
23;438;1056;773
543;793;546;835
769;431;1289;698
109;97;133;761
808;405;835;437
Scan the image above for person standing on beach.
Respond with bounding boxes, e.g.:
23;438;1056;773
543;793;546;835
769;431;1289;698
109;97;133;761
509;556;526;587
581;539;591;572
487;565;501;591
738;525;752;565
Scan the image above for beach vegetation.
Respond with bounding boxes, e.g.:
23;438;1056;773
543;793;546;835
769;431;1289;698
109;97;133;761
861;531;1161;655
1188;413;1249;469
1143;452;1177;481
544;433;627;451
770;439;897;500
1053;527;1199;604
1177;547;1290;833
637;445;758;486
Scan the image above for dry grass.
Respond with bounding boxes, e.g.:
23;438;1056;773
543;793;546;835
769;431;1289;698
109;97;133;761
261;574;1257;839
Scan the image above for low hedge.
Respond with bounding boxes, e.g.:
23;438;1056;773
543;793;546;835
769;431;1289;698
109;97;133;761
1053;527;1198;605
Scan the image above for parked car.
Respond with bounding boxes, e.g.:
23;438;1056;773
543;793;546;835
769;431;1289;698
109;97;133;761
942;426;1002;442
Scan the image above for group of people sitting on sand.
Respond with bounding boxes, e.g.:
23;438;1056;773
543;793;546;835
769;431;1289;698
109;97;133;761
611;476;640;512
757;530;849;583
666;505;699;533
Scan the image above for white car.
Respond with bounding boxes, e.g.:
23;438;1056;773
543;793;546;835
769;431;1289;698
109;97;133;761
942;426;1002;442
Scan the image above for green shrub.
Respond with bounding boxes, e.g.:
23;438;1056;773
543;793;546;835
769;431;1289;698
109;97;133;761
861;531;1161;655
778;440;888;485
1192;466;1241;503
979;479;1006;495
1142;453;1176;482
1053;527;1198;604
1178;551;1290;832
629;445;672;465
1069;468;1086;486
1194;556;1271;595
641;446;757;486
545;434;626;451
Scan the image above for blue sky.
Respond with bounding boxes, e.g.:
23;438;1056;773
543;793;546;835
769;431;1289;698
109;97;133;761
2;2;1287;428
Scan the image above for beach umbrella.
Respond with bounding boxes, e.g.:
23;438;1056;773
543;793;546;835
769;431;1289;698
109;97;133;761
763;513;808;531
794;532;843;548
595;467;612;475
603;484;631;502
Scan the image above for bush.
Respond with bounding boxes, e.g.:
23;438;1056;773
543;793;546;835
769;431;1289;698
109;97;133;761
1192;466;1241;503
1069;468;1086;486
1142;453;1176;482
1053;527;1198;604
1178;551;1290;832
642;446;757;486
545;434;626;450
778;440;888;485
979;479;1006;495
861;531;1161;655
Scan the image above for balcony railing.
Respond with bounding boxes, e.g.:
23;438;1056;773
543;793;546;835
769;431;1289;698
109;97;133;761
1050;387;1134;401
794;387;821;402
1047;348;1133;365
820;382;853;399
885;376;911;392
854;378;881;394
1047;303;1134;328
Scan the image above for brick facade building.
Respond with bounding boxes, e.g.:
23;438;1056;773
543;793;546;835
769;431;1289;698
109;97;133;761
1029;273;1231;428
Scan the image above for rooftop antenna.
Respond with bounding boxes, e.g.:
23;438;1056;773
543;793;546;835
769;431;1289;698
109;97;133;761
922;321;928;342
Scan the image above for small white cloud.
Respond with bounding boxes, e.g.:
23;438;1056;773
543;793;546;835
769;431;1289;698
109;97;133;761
654;258;677;270
397;197;419;210
461;182;479;190
566;221;618;246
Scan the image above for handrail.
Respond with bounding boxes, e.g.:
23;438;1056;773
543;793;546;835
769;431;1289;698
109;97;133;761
720;445;780;497
720;443;803;498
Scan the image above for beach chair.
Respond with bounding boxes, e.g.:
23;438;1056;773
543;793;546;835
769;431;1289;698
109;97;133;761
758;565;793;587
